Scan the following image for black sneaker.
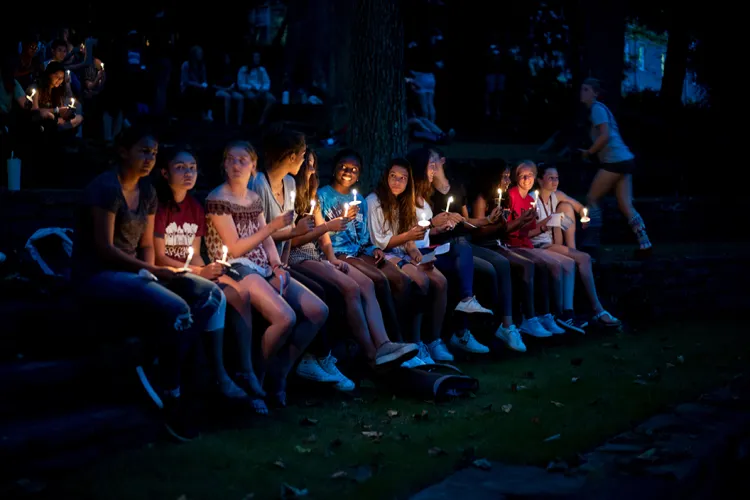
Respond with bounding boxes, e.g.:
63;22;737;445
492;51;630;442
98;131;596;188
162;396;198;443
556;311;587;334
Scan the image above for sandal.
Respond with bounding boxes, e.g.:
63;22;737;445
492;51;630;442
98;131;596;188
592;310;621;328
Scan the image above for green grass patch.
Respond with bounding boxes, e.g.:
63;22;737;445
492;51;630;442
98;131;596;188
57;319;748;500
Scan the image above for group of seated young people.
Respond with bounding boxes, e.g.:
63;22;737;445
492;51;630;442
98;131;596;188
71;124;619;442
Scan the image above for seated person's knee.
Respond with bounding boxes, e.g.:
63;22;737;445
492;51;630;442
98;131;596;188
310;301;329;327
341;280;361;301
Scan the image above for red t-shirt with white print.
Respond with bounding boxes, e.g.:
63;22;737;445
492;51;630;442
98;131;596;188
502;186;537;249
154;195;206;261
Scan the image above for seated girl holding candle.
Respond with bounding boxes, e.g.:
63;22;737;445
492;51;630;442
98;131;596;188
503;161;591;333
318;149;437;360
153;146;268;413
469;165;557;341
205;140;327;408
532;164;621;328
367;158;453;365
72;126;224;441
410;147;526;351
288;151;419;377
32;62;83;132
406;150;494;355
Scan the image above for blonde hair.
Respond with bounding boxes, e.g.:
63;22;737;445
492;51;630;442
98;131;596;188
515;160;537;180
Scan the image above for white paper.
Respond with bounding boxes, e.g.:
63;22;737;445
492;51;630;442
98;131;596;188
546;213;563;227
419;252;437;265
434;243;450;255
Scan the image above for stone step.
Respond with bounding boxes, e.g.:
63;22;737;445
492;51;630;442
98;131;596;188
0;403;156;481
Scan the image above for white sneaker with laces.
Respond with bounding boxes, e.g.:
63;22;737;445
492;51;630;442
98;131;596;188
318;354;355;392
495;324;527;352
296;354;339;383
402;356;426;368
540;314;566;335
520;317;553;338
428;339;455;362
417;342;436;365
454;296;493;315
449;330;490;353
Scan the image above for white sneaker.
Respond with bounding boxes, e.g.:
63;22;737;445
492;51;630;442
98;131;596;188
454;296;493;315
520;317;553;338
317;354;355;392
495;324;527;352
428;339;455;362
296;354;338;383
449;330;490;354
402;356;426;368
416;342;436;365
540;314;566;335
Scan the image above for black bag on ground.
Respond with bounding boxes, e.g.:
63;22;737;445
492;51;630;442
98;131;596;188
375;363;479;402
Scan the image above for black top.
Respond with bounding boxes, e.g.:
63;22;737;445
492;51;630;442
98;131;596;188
428;180;471;244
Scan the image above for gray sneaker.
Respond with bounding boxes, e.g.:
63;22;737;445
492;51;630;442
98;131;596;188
375;342;418;370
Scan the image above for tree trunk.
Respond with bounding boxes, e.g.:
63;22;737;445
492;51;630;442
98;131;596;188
346;0;408;191
660;8;690;110
578;0;626;113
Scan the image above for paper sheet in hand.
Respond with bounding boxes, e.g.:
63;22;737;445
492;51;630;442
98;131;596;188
434;243;450;255
419;252;437;265
546;213;563;227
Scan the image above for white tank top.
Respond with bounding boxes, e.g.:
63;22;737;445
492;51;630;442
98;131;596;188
531;192;558;246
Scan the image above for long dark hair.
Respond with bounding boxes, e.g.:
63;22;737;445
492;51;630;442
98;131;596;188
38;61;66;108
374;158;417;235
406;147;435;208
154;145;196;210
262;124;306;173
293;148;319;215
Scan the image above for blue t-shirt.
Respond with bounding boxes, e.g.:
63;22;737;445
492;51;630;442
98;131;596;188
317;185;376;257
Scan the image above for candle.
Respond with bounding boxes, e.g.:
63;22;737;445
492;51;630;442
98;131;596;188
497;188;502;204
352;189;357;202
183;247;194;270
445;196;454;213
101;62;104;71
290;190;296;206
221;245;228;262
344;202;350;216
349;189;361;206
418;213;430;228
309;199;316;215
26;88;36;102
580;207;591;224
69;98;76;109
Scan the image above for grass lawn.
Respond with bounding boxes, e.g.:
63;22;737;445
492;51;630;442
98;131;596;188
56;318;748;500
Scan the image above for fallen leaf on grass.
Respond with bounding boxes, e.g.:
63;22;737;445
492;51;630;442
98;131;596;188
281;483;308;498
510;383;527;392
330;471;347;479
386;409;399;418
571;377;580;383
295;445;312;454
612;355;623;361
570;358;583;366
413;410;429;421
447;410;456;415
550;400;565;408
302;434;317;444
362;431;383;439
666;362;675;368
472;458;492;470
677;355;685;364
428;447;447;456
299;417;318;427
544;434;561;442
273;459;286;469
501;404;512;413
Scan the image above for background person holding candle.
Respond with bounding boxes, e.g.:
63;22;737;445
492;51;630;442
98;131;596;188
580;78;652;254
32;62;83;133
206;139;328;408
289;152;419;379
318;149;427;357
531;164;620;328
71;126;226;441
153;146;270;411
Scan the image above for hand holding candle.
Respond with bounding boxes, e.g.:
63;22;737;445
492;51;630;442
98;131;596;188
217;245;230;266
183;247;194;270
580;207;591;224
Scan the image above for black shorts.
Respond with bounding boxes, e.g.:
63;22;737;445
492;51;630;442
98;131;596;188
601;159;636;175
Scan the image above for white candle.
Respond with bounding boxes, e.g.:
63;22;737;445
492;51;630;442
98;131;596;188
344;202;350;216
290;190;296;207
101;62;104;71
183;247;194;270
497;188;502;205
26;88;36;102
580;207;590;223
69;98;76;109
309;199;316;215
418;213;430;228
352;189;357;202
445;196;454;213
349;188;361;206
221;245;228;262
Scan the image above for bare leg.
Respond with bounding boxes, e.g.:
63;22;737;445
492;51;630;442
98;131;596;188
391;259;430;342
297;261;377;360
540;250;576;312
556;201;577;249
543;244;603;313
242;274;296;361
345;265;390;348
616;174;652;250
423;267;449;340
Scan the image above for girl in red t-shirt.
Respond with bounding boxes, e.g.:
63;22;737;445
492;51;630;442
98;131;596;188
154;148;268;414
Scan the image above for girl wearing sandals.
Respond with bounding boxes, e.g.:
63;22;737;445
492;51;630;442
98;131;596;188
580;78;652;253
367;159;453;366
153;147;267;413
532;164;621;328
72;126;224;441
288;154;419;379
205;140;328;409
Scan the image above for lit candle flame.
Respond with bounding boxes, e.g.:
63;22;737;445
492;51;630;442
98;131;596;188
221;245;228;262
583;207;588;217
101;62;104;71
70;98;75;108
497;188;502;203
418;213;431;227
445;196;454;213
352;189;357;202
183;247;194;270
